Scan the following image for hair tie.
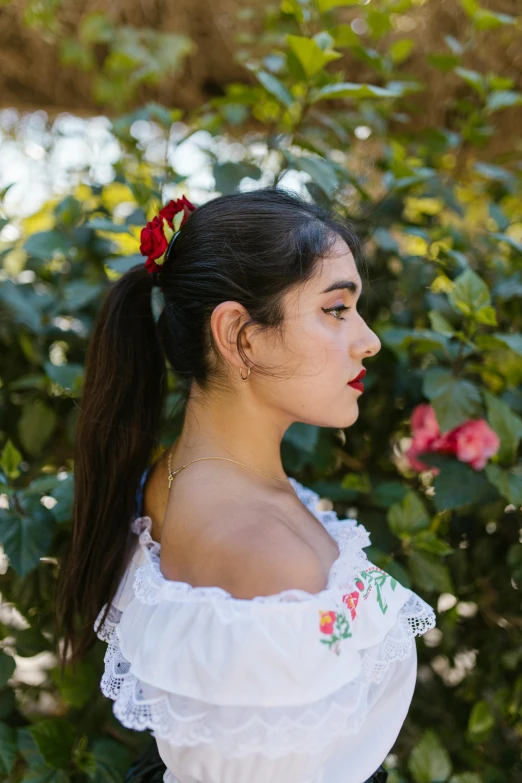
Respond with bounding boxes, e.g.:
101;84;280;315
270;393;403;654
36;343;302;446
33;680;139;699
139;195;196;276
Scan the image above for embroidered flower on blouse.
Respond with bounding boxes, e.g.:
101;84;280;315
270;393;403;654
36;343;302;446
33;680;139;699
319;567;401;655
319;610;337;635
318;609;352;656
342;591;359;620
358;567;398;615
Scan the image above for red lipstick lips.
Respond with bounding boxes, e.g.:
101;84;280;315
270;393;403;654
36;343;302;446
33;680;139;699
347;368;366;392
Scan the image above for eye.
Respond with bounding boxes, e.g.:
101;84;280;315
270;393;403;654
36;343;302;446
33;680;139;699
322;305;350;321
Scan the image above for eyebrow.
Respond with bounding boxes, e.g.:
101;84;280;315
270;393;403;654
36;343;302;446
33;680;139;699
320;279;361;295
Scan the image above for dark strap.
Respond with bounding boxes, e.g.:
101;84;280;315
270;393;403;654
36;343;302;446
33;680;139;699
134;465;153;519
124;737;166;782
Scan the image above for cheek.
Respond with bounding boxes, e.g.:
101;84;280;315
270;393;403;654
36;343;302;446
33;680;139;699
286;320;347;378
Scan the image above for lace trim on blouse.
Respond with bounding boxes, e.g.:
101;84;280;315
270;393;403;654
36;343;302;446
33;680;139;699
96;594;434;758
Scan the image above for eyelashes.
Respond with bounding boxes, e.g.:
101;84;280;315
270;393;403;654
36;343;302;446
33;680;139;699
322;305;351;321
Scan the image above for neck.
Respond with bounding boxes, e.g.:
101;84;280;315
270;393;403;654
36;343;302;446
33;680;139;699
172;380;293;481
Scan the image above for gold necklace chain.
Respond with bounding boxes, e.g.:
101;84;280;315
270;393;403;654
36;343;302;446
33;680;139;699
167;448;289;489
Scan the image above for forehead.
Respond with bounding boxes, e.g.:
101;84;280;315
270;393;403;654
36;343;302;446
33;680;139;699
308;236;362;293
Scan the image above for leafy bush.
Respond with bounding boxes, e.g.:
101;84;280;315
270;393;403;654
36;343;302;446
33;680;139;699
0;0;521;780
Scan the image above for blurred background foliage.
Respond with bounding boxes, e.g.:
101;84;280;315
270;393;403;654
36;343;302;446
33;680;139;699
0;0;521;780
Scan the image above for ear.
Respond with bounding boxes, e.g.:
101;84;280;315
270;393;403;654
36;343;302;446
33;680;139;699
210;300;252;370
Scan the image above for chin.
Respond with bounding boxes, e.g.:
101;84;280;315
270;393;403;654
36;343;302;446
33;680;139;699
339;410;359;428
307;405;359;430
335;401;360;429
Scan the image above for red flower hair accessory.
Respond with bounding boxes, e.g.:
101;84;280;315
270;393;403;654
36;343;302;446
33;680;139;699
140;195;196;275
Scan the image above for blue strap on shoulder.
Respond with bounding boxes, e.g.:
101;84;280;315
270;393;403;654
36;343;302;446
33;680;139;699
134;465;152;518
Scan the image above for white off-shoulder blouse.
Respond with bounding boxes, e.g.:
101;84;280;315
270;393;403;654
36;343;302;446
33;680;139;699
94;473;436;783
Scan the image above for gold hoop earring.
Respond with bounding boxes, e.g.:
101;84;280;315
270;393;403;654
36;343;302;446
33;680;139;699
239;366;251;381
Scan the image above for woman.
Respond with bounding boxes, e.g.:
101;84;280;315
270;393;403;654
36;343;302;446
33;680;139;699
56;187;436;783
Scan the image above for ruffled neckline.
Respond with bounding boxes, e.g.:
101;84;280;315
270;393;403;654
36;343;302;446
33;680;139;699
129;476;372;606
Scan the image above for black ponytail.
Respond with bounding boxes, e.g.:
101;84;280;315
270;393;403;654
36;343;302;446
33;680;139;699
55;265;166;674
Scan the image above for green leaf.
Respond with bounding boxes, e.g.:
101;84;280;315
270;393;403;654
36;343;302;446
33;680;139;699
485;464;522;506
459;0;479;17
474;305;497;325
448;268;490;316
255;70;294;107
409;550;453;593
311;82;399;102
23;231;73;260
372;481;408;509
286;35;342;79
423;368;482;432
50;661;98;709
373;228;399;252
379;327;449;356
450;775;482;783
50;474;74;525
341;472;371;493
61;280;104;311
476;332;522;357
489;332;522;356
408;729;453;783
0;281;42;332
413;531;454;556
0;439;22;480
388;492;430;537
389;38;414;64
18;401;57;455
26;475;63;494
0;654;16;688
84;218;131;233
213;161;262;195
454;67;485;95
17;727;68;781
315;0;359;11
467;700;494;740
280;0;305;21
486;90;522;113
28;718;77;771
428;53;461;72
491;232;522;254
79;11;114;43
444;34;464;55
15;627;52;658
473;162;513;182
60;39;96;71
0;495;53;577
105;254;142;274
484;390;522;463
0;721;17;776
430;458;495;511
54;196;83;227
474;9;515;30
88;736;133;782
283;151;339;196
428;311;455;337
44;362;84;395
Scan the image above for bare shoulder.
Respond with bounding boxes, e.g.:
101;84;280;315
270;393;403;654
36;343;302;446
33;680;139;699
159;469;326;599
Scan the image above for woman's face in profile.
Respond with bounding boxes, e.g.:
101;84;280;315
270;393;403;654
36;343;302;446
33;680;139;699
251;236;381;430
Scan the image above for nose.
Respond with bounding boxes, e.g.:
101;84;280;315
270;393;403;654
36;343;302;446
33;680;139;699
351;314;381;358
